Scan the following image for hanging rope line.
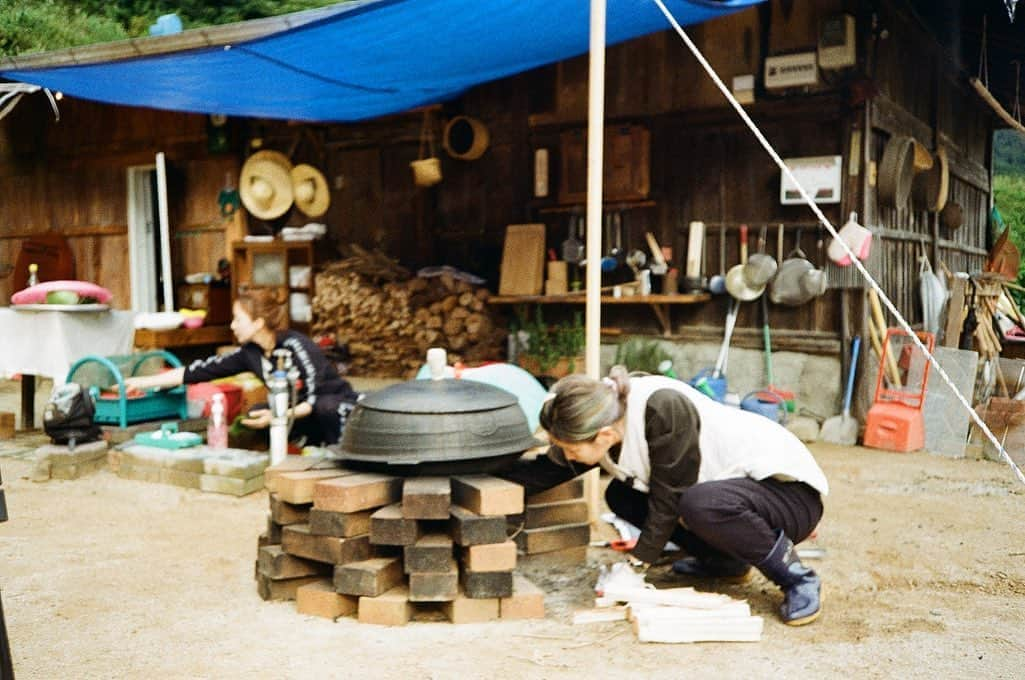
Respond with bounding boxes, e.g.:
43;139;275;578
978;15;989;88
1013;60;1022;124
650;0;1025;485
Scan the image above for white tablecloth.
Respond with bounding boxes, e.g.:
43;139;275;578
0;307;136;384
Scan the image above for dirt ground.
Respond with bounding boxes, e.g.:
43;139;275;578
0;434;1023;679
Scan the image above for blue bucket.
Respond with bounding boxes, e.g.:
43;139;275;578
740;390;787;423
689;368;727;402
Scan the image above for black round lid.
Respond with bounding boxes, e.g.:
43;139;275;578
357;379;518;414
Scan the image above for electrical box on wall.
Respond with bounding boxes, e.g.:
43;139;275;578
780;156;843;205
818;14;856;70
764;52;819;90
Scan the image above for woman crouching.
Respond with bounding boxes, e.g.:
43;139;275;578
503;366;828;625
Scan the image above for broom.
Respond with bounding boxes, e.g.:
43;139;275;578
821;335;861;445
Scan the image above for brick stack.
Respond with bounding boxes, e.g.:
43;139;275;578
256;458;547;625
511;478;591;562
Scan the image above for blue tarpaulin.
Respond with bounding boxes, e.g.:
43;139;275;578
1;0;762;122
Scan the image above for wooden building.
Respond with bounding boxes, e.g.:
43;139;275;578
0;0;1015;364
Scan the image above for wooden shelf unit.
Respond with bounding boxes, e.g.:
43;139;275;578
488;293;710;336
231;240;316;334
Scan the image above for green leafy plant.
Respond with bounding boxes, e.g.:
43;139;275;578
613;337;673;375
513;306;585;374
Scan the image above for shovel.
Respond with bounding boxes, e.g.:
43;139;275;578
821;335;861;445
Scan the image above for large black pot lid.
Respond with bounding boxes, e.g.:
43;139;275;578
357;379;517;413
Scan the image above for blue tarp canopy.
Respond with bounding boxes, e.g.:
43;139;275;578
1;0;762;122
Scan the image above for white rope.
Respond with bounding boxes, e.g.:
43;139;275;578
0;82;59;122
651;0;1025;485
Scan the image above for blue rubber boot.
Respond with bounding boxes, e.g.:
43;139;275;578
755;530;821;625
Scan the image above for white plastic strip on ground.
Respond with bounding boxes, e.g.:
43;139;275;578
651;0;1025;485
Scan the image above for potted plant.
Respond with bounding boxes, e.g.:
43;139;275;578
512;306;585;379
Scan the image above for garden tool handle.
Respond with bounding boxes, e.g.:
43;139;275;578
842;335;861;417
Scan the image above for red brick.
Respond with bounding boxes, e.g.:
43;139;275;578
500;574;545;620
451;475;524;516
461;541;517;573
296;579;358;619
358;586;412;626
313;473;402;513
282;524;371;565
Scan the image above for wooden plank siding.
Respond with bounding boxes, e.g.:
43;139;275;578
0;0;996;355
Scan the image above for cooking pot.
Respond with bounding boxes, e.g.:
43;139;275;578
743;226;778;288
798;229;828;298
334;378;541;475
726;225;765;301
770;229;816;306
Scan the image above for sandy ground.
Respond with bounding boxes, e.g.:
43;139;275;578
0;371;1022;678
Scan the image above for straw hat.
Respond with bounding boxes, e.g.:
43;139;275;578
290;164;330;217
239;150;294;219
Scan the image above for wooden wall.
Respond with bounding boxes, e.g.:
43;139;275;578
0;97;240;309
0;0;993;357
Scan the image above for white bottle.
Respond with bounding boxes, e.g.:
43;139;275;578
207;393;228;449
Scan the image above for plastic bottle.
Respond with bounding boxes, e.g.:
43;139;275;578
207;392;228;449
27;263;38;287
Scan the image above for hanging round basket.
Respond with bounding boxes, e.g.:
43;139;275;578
443;116;490;160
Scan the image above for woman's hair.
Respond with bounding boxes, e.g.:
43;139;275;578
539;365;630;442
236;287;288;331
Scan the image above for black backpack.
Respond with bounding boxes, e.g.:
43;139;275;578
43;383;102;447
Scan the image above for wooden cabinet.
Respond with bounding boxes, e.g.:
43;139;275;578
230;240;316;333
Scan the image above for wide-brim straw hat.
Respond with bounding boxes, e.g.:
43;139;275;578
290;164;330;217
240;150;294;220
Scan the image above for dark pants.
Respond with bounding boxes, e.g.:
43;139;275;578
249;393;356;446
604;477;823;564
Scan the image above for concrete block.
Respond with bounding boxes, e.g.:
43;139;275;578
282;524;371;565
461;570;513;599
43;456;109;481
443;591;500;623
401;477;451;519
314;473;402;513
370;503;420;546
160;467;202;489
524;499;588;529
409;559;459;602
309;508;372;538
449;505;507;546
276;468;351;504
200;473;265;496
296;579;358;620
358;586;412;626
500;574;545;620
333;557;405;597
404;533;454;574
256;573;321;601
526;477;584;504
269;494;311;525
203;449;268;478
451;475;524;516
33;441;109;481
118;461;163;484
462;541;517;573
258;545;327;580
515;522;590;554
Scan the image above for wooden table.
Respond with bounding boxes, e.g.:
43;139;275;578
488;293;711;336
133;325;234;349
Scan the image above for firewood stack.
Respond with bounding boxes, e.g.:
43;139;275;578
311;245;506;377
256;457;548;625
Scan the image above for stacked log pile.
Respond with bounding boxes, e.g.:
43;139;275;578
256;457;547;625
311;246;506;377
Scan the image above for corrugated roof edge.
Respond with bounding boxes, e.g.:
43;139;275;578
0;3;360;70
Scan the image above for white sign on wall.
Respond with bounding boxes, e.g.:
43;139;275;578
780;155;843;205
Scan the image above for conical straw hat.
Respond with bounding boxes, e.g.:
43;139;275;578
290;164;330;217
239;150;294;219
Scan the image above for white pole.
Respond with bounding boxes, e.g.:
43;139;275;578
155;152;174;313
585;0;606;380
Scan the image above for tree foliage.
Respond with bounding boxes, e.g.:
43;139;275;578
994;129;1025;177
0;0;341;56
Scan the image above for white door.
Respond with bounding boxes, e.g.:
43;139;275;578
127;165;158;312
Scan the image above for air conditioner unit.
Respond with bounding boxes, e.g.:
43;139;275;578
764;52;819;90
819;14;856;70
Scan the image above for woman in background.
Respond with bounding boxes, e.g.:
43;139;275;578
124;288;359;446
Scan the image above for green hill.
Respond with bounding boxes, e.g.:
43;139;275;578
994;129;1025;176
